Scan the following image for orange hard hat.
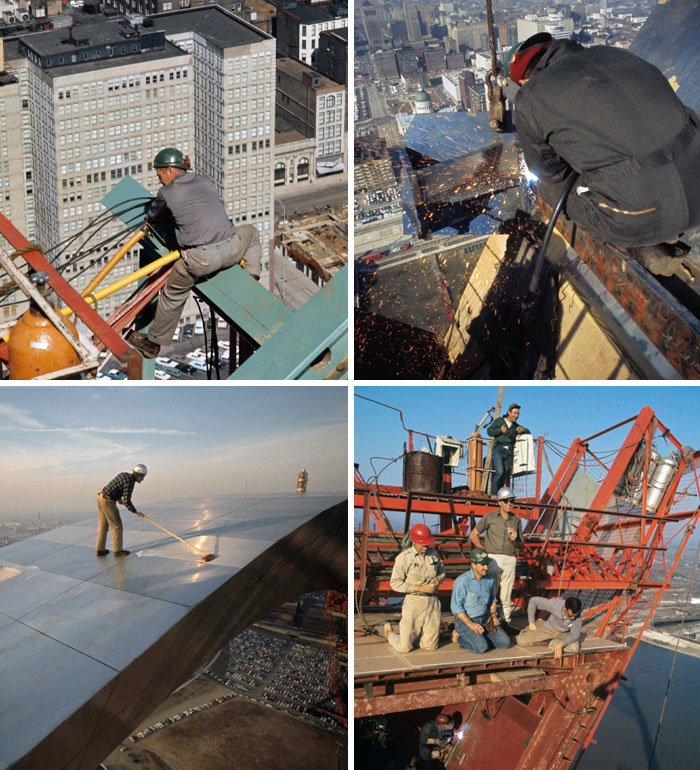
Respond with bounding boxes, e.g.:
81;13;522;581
410;523;435;546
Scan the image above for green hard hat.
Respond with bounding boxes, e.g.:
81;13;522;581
470;547;491;565
153;147;188;170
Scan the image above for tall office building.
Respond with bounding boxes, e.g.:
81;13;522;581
403;0;422;42
0;7;276;327
154;9;276;276
360;2;383;49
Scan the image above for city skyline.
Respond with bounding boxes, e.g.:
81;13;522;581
1;385;347;521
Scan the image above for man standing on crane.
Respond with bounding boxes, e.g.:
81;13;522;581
96;464;147;556
384;523;445;653
486;402;529;495
470;486;524;628
506;34;700;272
451;547;511;653
128;148;262;358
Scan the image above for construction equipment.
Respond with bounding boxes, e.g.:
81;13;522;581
141;514;215;563
355;405;700;769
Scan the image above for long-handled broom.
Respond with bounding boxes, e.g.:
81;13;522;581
141;514;216;563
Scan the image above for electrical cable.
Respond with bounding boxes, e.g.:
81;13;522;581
646;526;700;770
193;295;211;380
210;310;221;380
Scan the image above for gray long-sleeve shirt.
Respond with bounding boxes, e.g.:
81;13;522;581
147;171;236;249
527;596;582;646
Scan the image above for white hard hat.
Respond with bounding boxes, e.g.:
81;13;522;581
132;464;148;476
496;486;516;501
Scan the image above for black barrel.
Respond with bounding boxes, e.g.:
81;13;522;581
403;450;443;493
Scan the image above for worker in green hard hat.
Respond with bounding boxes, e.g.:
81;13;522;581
128;148;262;359
507;33;700;274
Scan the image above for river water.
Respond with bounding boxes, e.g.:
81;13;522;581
577;641;700;770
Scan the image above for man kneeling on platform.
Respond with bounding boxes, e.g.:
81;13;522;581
517;596;583;660
451;548;511;653
384;523;445;653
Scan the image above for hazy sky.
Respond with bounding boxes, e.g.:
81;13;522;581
355;385;700;488
2;385;347;522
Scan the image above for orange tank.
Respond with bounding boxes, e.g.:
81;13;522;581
8;307;81;379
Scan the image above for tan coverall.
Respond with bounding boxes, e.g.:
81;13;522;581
387;545;445;653
96;493;123;553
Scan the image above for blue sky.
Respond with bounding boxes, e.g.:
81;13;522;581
1;385;347;521
355;385;700;489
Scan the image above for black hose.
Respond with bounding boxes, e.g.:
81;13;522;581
524;172;578;304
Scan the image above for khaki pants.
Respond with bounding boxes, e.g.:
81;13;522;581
387;594;441;653
488;553;516;622
147;225;262;346
516;618;581;652
96;494;123;553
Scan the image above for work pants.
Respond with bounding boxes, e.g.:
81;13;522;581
387;594;441;653
96;495;123;553
487;553;517;623
147;225;262;346
490;446;511;495
516;618;581;652
453;615;511;654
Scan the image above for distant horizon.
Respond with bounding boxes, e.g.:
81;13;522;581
1;386;347;523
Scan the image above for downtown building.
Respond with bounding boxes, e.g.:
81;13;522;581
0;6;275;329
276;1;348;68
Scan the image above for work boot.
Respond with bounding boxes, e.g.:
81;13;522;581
115;550;131;556
96;549;109;556
613;242;691;277
127;331;160;359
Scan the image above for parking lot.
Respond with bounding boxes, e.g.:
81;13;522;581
99;331;233;381
204;627;343;733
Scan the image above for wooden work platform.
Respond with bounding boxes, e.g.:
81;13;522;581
355;612;628;678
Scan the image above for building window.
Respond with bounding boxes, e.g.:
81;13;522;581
297;158;309;181
274;162;285;186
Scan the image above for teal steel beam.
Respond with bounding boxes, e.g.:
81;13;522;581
229;265;348;380
102;177;348;379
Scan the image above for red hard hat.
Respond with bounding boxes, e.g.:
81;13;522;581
505;32;553;84
410;523;435;546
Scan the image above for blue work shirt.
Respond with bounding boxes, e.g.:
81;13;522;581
451;568;496;622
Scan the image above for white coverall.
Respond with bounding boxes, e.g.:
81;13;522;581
387;545;445;652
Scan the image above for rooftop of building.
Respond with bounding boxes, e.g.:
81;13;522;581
321;26;348;41
150;5;272;48
281;2;347;24
279;205;348;280
2;33;187;75
18;18;165;57
276;55;343;89
242;0;277;20
354;156;397;196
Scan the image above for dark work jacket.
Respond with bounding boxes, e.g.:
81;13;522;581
486;416;529;454
514;40;700;246
147;172;236;249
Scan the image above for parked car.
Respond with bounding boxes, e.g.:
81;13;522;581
107;368;127;380
154;370;171;379
195;320;204;335
176;362;197;375
189;359;209;372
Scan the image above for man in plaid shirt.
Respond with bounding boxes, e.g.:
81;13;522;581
96;464;147;556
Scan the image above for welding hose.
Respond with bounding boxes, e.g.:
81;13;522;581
525;172;578;303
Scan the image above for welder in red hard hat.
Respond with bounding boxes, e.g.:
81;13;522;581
506;33;700;273
384;523;445;653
